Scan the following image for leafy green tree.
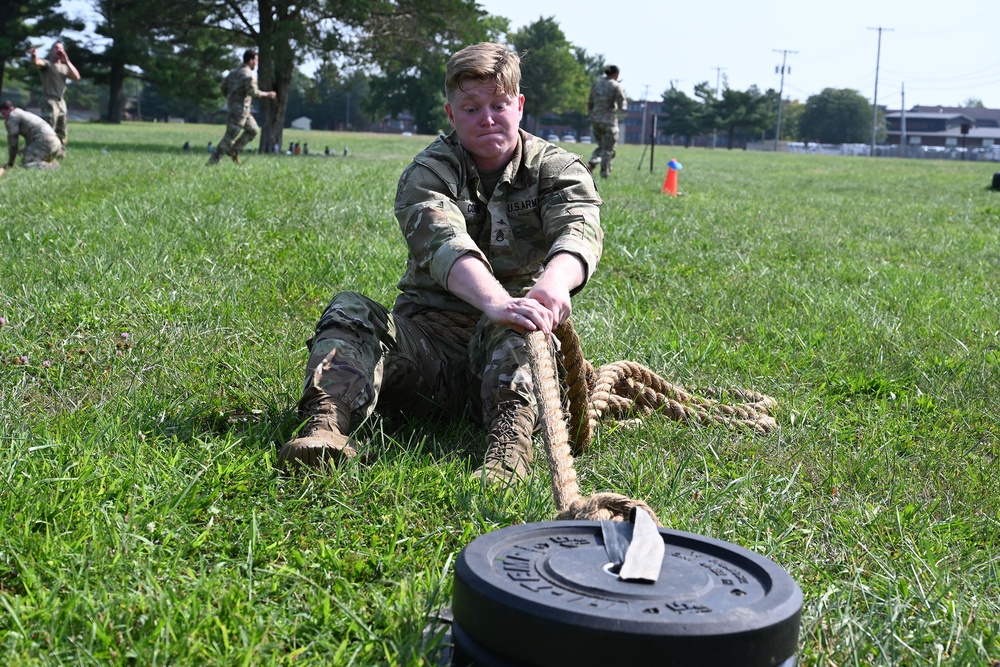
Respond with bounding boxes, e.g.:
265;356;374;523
202;0;487;151
366;12;500;136
555;47;606;138
715;85;771;149
285;65;371;132
511;17;588;134
368;52;449;135
575;47;606;80
0;0;82;98
659;86;703;147
692;81;719;141
79;0;230;123
799;87;872;144
778;97;804;141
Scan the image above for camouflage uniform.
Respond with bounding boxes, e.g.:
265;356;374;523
588;76;627;177
303;129;603;433
37;59;73;145
211;64;268;162
5;108;61;169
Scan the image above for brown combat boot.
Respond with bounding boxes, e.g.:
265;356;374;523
278;387;357;471
228;148;241;164
474;402;536;484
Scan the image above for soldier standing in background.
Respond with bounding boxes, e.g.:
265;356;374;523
208;49;276;165
278;42;603;485
2;100;63;171
587;65;627;178
29;41;81;154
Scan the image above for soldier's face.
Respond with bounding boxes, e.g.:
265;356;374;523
446;81;524;172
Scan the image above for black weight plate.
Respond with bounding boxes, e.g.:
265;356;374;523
452;520;802;667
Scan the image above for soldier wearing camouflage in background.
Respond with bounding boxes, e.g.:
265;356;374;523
2;100;62;171
208;49;276;165
29;41;81;151
587;65;627;178
279;42;604;484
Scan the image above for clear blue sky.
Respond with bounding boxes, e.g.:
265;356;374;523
476;0;1000;109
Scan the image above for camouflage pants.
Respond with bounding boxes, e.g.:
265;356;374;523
20;135;62;169
589;122;619;176
42;97;68;145
216;113;259;156
301;291;550;427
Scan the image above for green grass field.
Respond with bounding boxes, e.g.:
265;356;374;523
1;121;998;666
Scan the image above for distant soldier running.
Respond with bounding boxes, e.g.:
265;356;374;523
209;49;277;165
2;100;62;171
29;40;81;151
587;65;627;179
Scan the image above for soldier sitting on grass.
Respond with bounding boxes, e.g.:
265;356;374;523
279;42;604;484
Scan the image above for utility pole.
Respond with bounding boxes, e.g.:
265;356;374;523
868;26;893;157
640;84;650;148
773;50;796;152
711;67;725;148
900;83;906;157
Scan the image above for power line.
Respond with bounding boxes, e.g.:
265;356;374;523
868;26;893;156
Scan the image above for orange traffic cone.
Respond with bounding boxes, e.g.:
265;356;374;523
661;159;682;196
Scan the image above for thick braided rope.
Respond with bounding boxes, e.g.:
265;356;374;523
527;331;661;524
555;322;778;453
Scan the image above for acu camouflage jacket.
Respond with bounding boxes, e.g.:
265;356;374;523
222;65;267;119
392;129;604;317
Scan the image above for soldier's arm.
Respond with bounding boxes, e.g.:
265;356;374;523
395;162;486;288
523;253;585;327
28;48;45;69
447;255;558;333
537;149;603;294
394;160;552;330
248;72;275;99
7;136;17;168
61;53;81;81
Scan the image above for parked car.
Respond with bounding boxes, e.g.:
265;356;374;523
561;135;576;143
545;134;560;142
580;135;592;144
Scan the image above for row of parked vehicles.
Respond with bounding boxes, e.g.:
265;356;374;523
545;134;592;144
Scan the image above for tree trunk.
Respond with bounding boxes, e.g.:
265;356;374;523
106;59;127;123
256;3;297;153
258;66;292;152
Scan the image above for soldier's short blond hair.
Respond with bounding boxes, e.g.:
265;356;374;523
445;43;520;100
